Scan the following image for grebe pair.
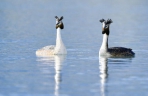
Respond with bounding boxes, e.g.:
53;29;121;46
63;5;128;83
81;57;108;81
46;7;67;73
36;17;135;57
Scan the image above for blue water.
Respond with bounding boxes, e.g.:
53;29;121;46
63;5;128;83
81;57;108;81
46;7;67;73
0;0;148;96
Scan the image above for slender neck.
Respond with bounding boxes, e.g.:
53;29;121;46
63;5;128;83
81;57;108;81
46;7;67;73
54;27;67;54
56;28;63;47
100;34;108;50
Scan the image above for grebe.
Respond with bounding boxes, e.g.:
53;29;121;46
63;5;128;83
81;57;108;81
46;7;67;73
36;16;67;56
99;19;135;57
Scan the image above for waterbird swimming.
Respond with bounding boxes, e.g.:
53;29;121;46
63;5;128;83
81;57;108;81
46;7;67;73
36;16;67;56
99;19;135;57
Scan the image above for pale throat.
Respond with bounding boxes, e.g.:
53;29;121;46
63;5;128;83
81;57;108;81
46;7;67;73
56;19;58;24
102;22;105;28
56;28;62;45
100;34;109;50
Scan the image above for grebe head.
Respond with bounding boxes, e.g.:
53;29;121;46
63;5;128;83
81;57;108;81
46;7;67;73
100;19;113;35
55;16;64;29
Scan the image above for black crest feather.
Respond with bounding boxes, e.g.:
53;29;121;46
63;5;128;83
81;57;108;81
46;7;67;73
55;16;58;19
59;16;63;21
100;19;105;23
106;19;113;24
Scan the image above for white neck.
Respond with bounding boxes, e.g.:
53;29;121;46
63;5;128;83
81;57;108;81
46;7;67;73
99;34;109;55
100;34;108;50
56;28;63;47
54;28;67;54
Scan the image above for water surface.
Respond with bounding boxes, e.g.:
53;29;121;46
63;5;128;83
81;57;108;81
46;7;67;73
0;0;148;96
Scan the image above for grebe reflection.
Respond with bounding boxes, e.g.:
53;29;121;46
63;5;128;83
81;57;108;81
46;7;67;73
99;55;134;96
54;55;65;96
36;55;66;96
99;56;108;96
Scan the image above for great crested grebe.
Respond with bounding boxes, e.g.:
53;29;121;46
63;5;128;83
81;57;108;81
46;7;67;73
99;19;135;57
36;16;67;56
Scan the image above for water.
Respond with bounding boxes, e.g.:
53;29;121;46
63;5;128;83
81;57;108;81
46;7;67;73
0;0;148;96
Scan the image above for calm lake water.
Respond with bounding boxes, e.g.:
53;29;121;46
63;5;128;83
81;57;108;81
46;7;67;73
0;0;148;96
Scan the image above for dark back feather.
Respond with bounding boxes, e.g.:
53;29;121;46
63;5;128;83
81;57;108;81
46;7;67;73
108;47;135;57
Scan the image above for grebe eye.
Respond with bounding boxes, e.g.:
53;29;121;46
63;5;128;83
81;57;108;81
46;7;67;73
105;25;108;28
